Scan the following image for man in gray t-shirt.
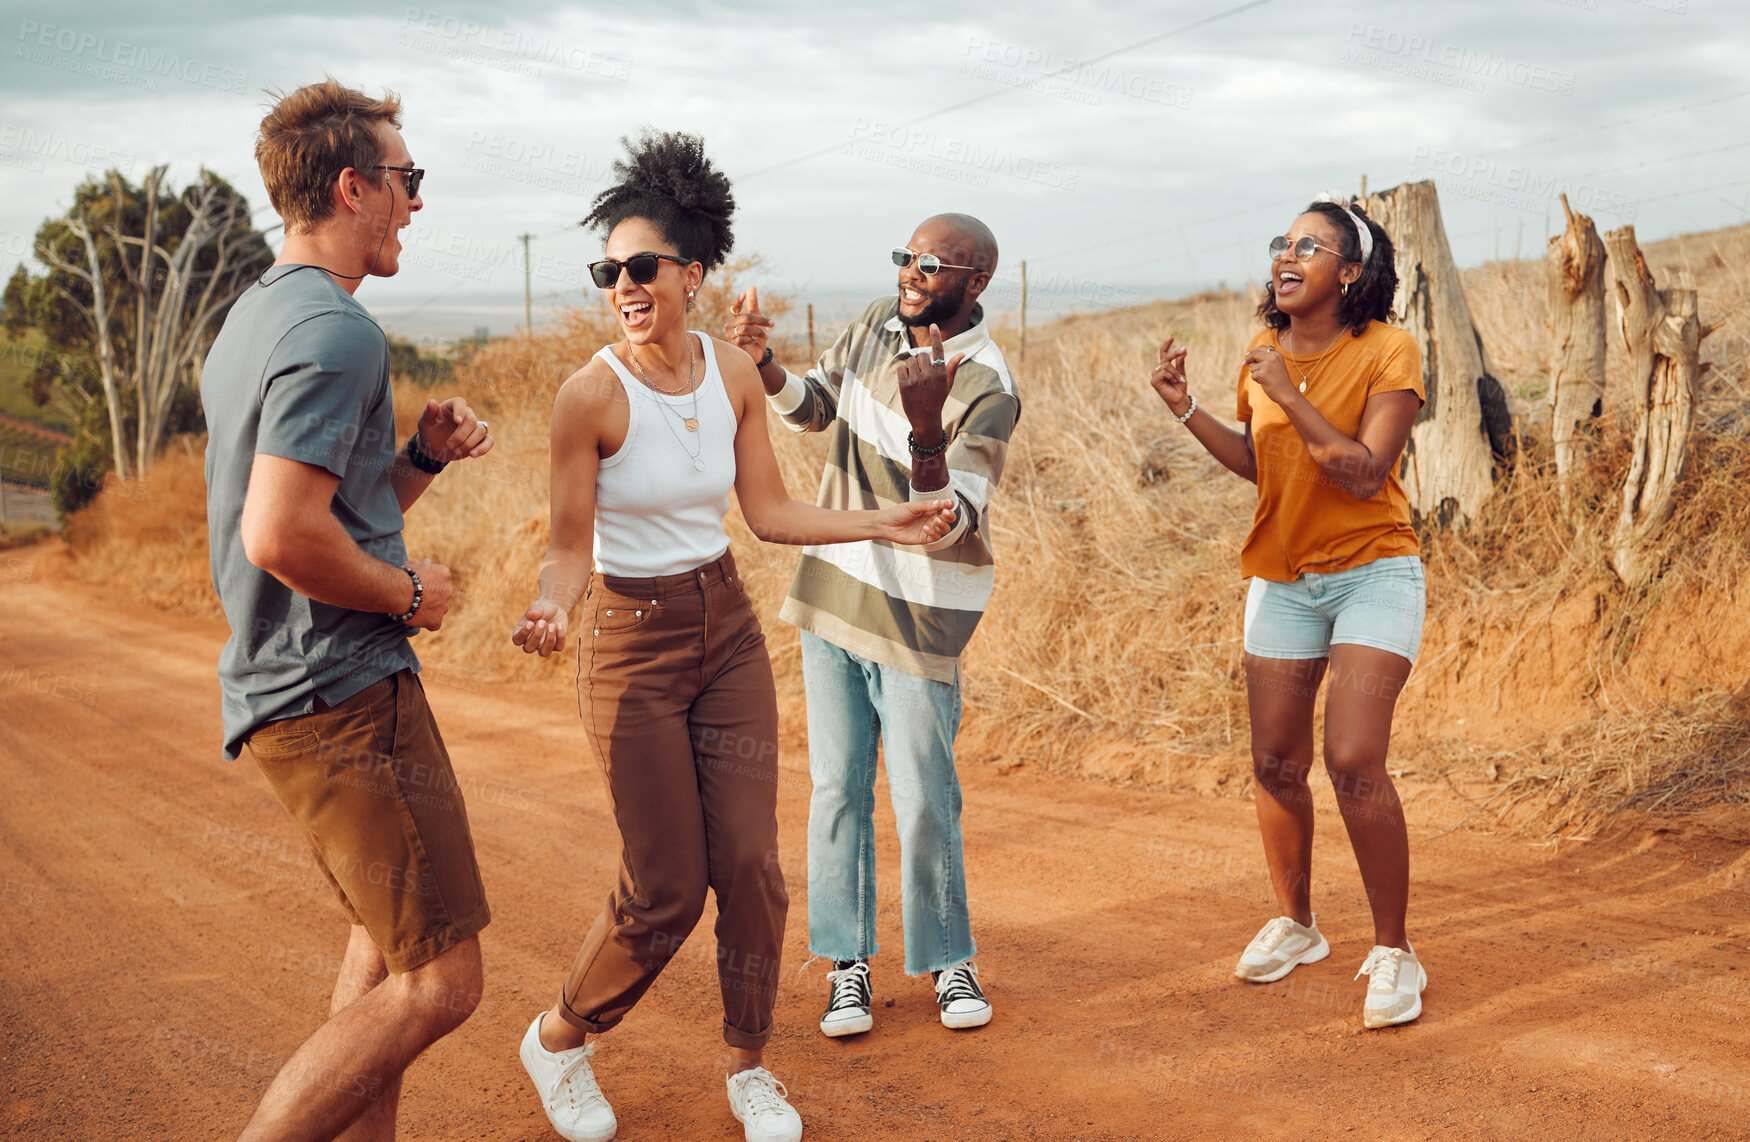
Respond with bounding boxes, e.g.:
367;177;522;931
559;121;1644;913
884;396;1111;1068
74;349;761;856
204;265;421;758
201;80;497;1142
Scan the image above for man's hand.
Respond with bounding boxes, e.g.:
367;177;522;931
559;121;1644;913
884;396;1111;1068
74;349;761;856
896;323;963;443
727;287;774;364
511;597;568;657
401;557;453;630
417;397;494;462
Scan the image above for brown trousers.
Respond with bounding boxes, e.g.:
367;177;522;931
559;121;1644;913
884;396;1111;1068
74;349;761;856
559;551;788;1049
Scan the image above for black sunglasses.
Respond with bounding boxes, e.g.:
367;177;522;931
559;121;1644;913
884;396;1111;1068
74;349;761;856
588;252;693;289
374;165;424;198
892;247;980;275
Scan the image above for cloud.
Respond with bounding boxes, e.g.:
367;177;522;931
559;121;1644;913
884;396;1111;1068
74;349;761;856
1;0;1745;338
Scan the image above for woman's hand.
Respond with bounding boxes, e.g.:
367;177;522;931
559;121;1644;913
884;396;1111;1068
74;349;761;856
876;498;958;546
1242;345;1299;406
1149;336;1191;417
511;598;568;657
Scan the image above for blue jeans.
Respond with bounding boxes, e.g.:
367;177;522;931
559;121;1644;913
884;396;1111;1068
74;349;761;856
800;631;975;975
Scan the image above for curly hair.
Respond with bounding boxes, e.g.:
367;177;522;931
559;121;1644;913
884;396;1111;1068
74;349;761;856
582;129;735;272
1256;200;1398;337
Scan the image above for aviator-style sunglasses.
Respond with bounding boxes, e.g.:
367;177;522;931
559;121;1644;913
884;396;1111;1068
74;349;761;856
588;252;694;289
1268;234;1354;263
892;248;980;275
374;165;425;198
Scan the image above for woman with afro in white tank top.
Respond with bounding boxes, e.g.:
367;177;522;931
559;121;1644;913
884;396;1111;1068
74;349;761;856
509;130;954;1142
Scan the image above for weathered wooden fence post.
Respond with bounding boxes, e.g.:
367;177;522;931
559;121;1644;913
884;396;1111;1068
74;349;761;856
1603;225;1708;586
1362;179;1514;528
1545;193;1608;513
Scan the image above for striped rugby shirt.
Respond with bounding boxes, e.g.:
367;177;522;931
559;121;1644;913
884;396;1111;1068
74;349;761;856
769;296;1021;682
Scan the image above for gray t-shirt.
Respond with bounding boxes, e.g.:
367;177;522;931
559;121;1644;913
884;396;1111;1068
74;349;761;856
202;266;419;760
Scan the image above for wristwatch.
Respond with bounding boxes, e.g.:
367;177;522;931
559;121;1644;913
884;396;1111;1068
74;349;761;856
389;565;423;622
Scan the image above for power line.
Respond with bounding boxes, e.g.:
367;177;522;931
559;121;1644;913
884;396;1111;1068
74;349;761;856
1573;139;1750;182
1467;87;1750;161
737;0;1280;181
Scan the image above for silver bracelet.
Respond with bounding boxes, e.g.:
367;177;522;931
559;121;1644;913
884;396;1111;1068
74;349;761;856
1174;392;1198;424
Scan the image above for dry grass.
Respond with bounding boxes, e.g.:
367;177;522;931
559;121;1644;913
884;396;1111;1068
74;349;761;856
61;231;1750;833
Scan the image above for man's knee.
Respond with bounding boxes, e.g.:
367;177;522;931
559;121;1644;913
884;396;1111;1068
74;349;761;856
401;936;483;1033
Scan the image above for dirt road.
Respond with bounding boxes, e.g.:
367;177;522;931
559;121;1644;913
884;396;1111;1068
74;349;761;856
3;542;1748;1141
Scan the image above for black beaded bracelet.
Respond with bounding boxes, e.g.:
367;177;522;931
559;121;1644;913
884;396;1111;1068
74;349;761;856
405;433;447;475
389;565;423;623
907;429;950;458
757;345;774;368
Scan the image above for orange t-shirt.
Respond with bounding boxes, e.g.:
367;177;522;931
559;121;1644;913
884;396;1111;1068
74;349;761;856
1234;320;1425;582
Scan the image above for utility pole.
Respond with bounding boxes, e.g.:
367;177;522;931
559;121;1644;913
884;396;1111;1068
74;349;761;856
1018;260;1028;364
517;232;534;334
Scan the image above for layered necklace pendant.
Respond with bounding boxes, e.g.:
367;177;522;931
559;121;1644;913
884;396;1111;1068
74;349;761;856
627;335;706;472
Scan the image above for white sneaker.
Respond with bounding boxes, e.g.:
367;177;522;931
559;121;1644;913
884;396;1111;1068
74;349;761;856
726;1066;803;1142
820;959;873;1038
932;961;992;1029
519;1013;617;1142
1356;945;1427;1028
1234;914;1329;982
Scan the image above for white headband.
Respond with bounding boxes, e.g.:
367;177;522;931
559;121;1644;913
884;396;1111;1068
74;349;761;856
1313;191;1373;264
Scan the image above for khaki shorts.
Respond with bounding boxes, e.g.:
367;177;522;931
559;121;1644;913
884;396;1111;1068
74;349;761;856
245;669;490;972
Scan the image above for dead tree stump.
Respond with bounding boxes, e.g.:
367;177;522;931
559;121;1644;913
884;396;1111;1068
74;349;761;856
1363;179;1514;529
1603;225;1704;586
1545;193;1608;511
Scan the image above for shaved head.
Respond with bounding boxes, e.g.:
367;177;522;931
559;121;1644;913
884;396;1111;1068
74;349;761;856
919;213;999;274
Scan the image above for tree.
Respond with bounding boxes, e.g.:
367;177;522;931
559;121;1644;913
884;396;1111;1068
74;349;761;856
5;165;273;490
1362;179;1514;529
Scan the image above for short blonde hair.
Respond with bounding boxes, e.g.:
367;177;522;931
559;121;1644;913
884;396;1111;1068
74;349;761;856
256;78;402;234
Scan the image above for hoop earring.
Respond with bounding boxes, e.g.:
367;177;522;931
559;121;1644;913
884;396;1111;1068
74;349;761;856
1341;282;1349;297
686;291;696;312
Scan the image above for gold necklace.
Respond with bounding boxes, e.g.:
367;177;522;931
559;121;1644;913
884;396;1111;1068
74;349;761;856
1283;326;1343;394
626;337;700;432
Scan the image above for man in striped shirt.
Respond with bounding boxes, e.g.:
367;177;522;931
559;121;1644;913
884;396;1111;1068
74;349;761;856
727;213;1020;1039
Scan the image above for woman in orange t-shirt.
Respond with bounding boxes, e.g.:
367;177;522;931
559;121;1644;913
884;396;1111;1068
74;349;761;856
1147;197;1429;1030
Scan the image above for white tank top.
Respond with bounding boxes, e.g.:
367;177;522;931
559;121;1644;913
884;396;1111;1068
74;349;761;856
591;331;738;577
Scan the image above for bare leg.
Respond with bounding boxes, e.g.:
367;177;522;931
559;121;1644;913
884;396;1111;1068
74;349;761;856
330;927;400;1142
727;1046;764;1076
236;936;482;1142
1244;653;1327;927
1323;644;1414;951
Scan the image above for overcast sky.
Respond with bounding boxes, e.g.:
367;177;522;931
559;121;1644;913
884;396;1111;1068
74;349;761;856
3;0;1744;340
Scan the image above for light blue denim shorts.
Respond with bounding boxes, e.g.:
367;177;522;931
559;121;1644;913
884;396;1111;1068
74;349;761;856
1243;554;1426;665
